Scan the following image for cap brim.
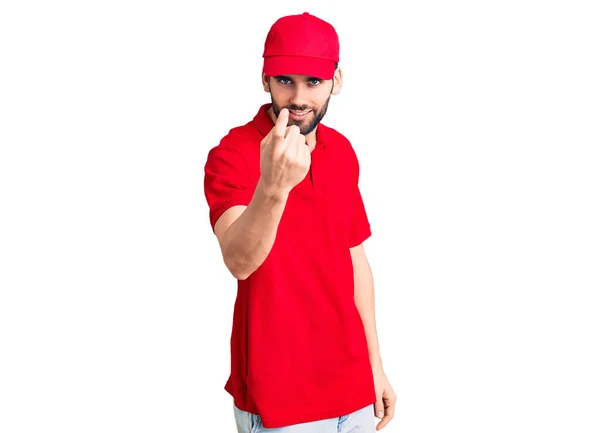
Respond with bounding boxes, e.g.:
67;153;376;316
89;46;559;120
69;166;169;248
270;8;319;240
263;56;336;80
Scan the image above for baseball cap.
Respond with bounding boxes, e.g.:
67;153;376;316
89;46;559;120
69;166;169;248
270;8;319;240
262;12;340;80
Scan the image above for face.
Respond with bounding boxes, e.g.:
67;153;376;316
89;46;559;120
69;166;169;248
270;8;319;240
262;68;342;135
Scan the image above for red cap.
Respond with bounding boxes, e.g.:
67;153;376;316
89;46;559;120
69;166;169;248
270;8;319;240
262;12;339;80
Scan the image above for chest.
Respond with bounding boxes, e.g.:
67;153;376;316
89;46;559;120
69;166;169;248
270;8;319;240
277;145;355;249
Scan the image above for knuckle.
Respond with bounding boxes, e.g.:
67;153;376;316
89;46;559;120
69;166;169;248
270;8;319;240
272;144;285;157
286;150;299;163
279;148;293;161
271;138;280;148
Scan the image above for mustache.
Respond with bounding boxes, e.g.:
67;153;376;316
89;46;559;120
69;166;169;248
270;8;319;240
287;105;311;112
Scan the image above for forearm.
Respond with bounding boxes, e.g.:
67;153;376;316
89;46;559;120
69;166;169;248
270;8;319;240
353;255;383;370
222;177;288;280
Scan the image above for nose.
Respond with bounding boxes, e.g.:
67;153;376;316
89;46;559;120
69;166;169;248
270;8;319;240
288;86;310;110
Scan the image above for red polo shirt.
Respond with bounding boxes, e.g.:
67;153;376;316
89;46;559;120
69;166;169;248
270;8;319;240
203;103;375;428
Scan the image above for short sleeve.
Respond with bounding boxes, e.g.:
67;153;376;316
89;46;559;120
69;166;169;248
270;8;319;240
204;146;254;233
348;153;371;247
349;184;372;247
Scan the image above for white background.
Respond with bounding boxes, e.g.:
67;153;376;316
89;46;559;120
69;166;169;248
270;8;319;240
1;0;599;432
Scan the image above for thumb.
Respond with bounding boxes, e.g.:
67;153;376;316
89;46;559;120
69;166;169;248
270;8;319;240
374;399;384;419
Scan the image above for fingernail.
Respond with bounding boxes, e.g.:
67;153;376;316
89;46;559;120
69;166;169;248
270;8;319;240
378;411;384;417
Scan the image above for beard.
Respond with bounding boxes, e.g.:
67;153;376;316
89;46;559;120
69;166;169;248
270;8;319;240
270;94;331;136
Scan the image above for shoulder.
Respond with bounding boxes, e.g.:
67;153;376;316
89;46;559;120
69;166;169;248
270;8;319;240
218;121;258;154
319;123;360;173
321;123;357;153
206;120;258;163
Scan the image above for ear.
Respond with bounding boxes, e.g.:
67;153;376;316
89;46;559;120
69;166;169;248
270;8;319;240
331;67;342;95
262;72;270;93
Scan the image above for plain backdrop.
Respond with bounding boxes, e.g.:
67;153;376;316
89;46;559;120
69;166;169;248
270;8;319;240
1;1;599;432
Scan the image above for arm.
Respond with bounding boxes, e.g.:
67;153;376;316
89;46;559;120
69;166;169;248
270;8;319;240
211;109;309;281
351;243;397;430
214;177;288;280
350;243;382;369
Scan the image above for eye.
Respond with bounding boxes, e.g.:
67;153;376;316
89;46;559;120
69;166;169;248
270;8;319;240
278;77;292;85
309;78;322;86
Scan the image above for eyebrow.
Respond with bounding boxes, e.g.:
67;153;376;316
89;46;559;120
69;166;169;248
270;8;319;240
274;75;322;82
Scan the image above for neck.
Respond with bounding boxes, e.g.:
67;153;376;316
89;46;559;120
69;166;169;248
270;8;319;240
267;106;317;152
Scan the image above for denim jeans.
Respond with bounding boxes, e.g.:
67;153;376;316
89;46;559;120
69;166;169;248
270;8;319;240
233;402;376;433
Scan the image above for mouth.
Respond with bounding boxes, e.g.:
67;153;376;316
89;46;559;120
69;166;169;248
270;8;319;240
289;110;312;121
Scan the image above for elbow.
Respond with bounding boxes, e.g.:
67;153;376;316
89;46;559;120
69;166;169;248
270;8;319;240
228;262;249;280
224;253;254;281
235;271;251;281
230;267;252;281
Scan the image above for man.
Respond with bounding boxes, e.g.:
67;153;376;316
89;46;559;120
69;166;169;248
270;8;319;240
204;12;396;432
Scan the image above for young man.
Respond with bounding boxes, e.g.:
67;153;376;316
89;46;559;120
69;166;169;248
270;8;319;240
204;12;396;432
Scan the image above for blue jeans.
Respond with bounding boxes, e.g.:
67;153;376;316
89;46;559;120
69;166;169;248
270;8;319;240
233;402;376;433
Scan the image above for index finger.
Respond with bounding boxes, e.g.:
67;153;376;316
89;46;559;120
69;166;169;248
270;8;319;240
273;108;289;138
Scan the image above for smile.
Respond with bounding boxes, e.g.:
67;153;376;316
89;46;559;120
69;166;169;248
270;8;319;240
289;110;311;120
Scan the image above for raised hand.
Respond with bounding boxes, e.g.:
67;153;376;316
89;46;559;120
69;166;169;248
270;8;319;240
259;108;311;196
